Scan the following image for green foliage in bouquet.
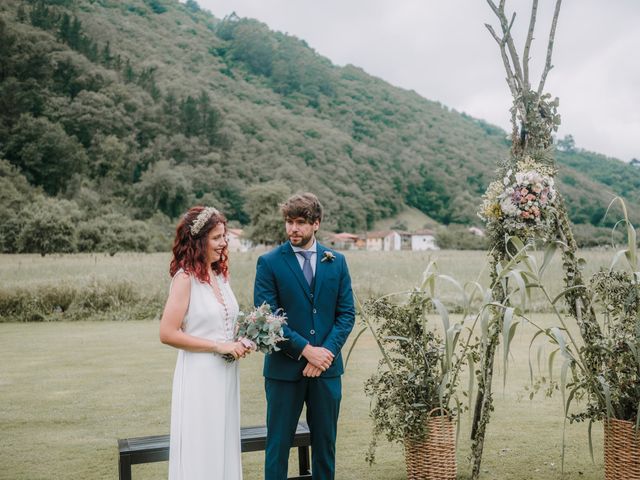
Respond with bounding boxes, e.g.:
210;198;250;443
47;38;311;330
236;302;287;355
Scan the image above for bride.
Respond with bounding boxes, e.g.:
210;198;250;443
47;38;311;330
160;206;251;480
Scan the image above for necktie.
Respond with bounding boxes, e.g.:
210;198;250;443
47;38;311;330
297;250;314;287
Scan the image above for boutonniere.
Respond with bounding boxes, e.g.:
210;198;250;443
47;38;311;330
321;251;336;263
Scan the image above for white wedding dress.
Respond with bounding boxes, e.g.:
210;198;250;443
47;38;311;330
168;271;242;480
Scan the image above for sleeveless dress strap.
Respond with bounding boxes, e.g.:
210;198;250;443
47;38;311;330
169;268;190;293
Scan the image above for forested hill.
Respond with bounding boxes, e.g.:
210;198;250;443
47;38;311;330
1;0;639;253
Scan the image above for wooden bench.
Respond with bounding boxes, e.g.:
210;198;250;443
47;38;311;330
118;422;311;480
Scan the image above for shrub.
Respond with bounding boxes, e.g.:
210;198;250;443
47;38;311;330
146;0;167;14
571;223;626;248
77;214;151;254
74;281;138;311
0;286;76;322
435;224;488;250
0;281;158;322
18;209;77;256
0;212;22;253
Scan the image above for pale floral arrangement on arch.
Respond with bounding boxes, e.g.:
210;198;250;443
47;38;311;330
480;156;557;240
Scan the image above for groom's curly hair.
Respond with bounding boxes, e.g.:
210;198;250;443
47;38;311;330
281;192;323;224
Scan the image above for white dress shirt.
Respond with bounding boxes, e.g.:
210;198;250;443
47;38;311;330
291;239;317;276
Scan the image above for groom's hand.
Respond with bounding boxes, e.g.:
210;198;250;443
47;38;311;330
302;363;323;377
301;345;334;371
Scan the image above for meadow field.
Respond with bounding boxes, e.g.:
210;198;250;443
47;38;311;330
0;248;617;322
0;249;618;479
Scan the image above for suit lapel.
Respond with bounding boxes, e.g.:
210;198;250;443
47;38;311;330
313;243;327;301
281;243;313;302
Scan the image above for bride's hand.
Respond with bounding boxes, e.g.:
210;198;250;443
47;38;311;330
218;341;249;360
239;342;253;359
239;337;257;353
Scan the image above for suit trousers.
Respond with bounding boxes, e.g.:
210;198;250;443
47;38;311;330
264;376;342;480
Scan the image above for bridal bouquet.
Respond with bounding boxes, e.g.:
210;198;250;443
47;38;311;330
223;303;287;361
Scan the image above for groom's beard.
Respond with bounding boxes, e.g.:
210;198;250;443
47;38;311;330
289;232;314;248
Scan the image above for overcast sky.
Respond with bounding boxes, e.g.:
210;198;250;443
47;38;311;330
197;1;639;162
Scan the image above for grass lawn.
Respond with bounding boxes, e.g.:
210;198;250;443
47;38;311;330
0;317;604;480
1;249;619;478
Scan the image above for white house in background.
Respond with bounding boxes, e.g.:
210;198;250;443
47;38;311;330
398;231;413;250
366;231;402;251
227;228;252;252
410;229;439;251
326;232;360;250
384;231;402;251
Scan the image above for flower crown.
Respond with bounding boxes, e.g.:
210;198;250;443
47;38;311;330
190;207;220;236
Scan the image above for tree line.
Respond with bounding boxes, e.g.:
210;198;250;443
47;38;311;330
0;0;638;255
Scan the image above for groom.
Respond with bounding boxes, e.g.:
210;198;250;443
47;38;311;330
254;192;355;480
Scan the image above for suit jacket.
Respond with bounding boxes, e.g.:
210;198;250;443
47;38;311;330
254;242;355;381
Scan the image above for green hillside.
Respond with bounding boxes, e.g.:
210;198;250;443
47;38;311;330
0;0;638;253
372;207;438;232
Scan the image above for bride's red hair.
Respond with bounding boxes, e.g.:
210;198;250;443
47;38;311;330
169;206;229;283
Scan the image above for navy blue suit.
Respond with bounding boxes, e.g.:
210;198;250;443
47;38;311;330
254;242;355;480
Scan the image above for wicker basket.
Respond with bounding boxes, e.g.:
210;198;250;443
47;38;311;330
404;408;456;480
604;417;640;479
